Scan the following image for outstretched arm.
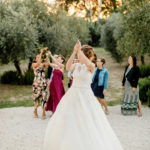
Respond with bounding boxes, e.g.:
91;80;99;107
48;51;64;69
66;41;80;72
45;57;59;69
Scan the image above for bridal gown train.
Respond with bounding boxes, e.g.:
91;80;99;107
43;63;123;150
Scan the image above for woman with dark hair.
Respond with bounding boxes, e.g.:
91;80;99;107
121;56;142;116
91;57;109;115
92;53;97;66
43;41;123;150
45;52;65;115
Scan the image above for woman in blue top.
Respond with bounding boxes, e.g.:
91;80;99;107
91;57;109;115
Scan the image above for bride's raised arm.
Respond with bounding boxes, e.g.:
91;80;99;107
66;41;80;72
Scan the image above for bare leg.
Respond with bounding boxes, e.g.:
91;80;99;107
97;97;109;115
138;100;142;117
34;101;38;118
41;102;46;119
41;88;47;119
33;90;41;118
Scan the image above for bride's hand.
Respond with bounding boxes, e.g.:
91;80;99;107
73;40;81;54
48;50;52;56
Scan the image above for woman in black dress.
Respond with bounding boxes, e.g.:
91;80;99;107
121;56;142;116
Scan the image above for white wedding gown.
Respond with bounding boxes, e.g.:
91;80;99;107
43;63;123;150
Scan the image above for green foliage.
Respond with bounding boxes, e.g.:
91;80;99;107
0;0;90;77
0;70;34;85
139;65;150;78
67;16;90;45
139;76;150;104
0;71;19;84
43;23;77;56
0;0;38;64
147;90;150;107
0;0;90;67
121;0;149;13
20;70;34;85
88;23;102;46
42;10;90;56
101;13;124;62
101;0;150;63
117;1;150;56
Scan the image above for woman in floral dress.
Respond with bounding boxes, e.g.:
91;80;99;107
32;49;49;119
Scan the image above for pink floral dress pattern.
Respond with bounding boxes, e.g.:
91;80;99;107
32;65;48;105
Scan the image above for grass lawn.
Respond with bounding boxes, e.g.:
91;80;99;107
94;47;106;54
0;84;33;108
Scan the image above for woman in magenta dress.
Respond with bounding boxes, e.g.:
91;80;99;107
46;52;65;115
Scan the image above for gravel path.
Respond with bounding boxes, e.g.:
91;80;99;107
0;105;149;150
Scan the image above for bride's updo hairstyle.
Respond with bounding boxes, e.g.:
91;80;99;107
81;45;95;60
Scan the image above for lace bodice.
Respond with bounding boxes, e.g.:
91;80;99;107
72;63;93;88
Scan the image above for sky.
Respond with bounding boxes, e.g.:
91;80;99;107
44;0;55;4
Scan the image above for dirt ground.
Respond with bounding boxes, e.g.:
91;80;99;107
0;106;149;150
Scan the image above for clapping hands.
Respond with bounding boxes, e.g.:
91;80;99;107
73;40;81;54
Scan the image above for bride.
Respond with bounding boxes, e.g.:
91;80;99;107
43;41;123;150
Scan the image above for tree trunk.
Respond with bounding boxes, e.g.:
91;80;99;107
141;55;145;65
28;57;33;71
98;0;102;23
88;0;92;22
111;0;117;11
14;59;22;77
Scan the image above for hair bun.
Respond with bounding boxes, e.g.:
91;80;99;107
81;45;95;59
